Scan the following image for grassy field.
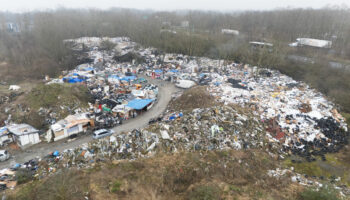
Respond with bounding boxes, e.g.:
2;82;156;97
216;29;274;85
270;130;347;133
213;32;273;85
0;83;92;129
6;150;308;200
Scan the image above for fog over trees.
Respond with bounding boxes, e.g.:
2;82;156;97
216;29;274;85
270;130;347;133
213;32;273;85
0;8;349;112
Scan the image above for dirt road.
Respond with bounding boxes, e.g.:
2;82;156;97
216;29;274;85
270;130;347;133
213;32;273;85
0;78;179;169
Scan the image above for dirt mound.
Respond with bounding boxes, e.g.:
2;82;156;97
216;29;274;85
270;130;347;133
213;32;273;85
169;86;217;111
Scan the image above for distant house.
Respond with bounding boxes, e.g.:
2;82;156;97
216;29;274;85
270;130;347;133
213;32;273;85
289;38;332;49
181;21;189;28
6;23;20;33
7;124;41;148
221;29;239;36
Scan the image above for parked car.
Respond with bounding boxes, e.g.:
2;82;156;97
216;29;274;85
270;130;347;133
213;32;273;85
0;150;10;162
92;129;114;139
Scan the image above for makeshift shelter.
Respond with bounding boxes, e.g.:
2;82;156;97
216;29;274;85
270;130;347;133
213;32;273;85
7;124;41;148
127;99;154;110
154;69;163;74
154;69;163;78
112;104;133;119
132;89;146;98
46;113;94;142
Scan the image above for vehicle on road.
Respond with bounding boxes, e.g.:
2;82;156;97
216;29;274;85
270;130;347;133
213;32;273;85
0;150;10;162
92;129;114;139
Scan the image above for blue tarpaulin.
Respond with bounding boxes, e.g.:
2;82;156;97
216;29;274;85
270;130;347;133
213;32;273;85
120;76;136;81
63;77;84;83
169;69;179;73
199;73;209;78
154;69;163;73
53;151;60;157
13;164;21;169
169;112;183;121
63;77;85;83
108;75;119;79
84;67;94;71
0;127;8;135
127;99;154;110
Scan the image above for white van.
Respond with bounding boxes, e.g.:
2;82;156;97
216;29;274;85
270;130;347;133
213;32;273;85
92;129;114;139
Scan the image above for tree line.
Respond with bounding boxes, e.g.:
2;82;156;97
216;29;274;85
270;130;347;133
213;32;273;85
0;8;349;113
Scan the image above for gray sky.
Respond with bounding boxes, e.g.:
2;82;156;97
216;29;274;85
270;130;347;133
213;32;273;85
0;0;349;12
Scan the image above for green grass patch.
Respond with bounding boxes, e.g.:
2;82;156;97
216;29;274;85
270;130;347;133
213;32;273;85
283;159;330;177
229;184;242;194
188;185;221;200
325;154;343;166
27;83;91;110
298;185;339;200
109;180;122;193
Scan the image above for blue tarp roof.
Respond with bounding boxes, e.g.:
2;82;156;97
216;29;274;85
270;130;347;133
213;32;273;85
120;76;136;81
63;77;85;83
154;69;163;73
169;69;179;73
108;75;119;79
127;99;154;110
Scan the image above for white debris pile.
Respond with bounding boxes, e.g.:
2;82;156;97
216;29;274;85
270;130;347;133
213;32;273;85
207;66;348;160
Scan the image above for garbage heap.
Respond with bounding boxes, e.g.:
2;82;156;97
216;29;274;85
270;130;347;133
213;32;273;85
208;66;349;161
32;105;263;175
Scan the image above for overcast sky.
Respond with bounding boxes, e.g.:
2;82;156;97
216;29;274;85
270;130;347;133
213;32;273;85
1;0;349;12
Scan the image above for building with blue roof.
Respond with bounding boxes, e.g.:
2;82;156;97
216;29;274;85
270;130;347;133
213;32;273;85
127;99;154;110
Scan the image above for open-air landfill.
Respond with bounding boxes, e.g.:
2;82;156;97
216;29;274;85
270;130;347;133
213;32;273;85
0;37;348;193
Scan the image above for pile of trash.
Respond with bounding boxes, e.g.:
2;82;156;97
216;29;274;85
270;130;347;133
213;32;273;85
42;38;160;141
10;104;264;180
0;36;348;194
205;66;348;159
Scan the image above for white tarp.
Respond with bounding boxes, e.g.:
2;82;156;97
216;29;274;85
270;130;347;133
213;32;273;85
175;80;196;89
